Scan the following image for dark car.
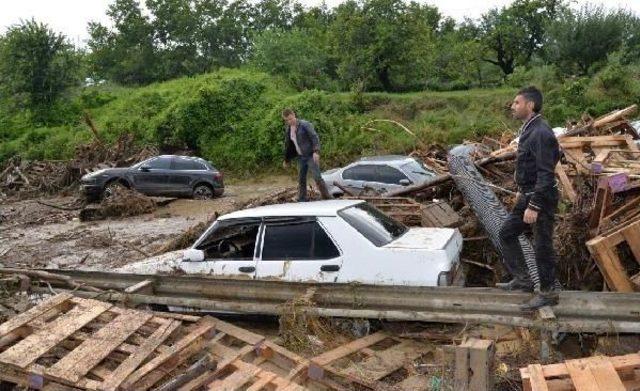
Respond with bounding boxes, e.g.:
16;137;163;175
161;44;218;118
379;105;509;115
80;155;224;200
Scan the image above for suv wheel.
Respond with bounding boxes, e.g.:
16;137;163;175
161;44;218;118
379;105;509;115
103;181;125;199
193;184;214;200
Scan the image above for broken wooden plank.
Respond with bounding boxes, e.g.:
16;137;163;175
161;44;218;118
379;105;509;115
454;338;494;391
124;279;155;295
122;317;216;390
311;332;388;368
555;164;577;203
130;333;210;391
586;239;633;292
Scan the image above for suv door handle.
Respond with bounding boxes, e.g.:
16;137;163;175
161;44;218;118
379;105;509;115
320;265;340;272
238;266;255;273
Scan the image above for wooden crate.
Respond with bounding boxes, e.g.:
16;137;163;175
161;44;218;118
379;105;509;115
586;219;640;292
0;293;214;391
520;353;640;391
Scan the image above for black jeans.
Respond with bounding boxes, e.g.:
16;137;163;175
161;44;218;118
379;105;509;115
498;190;558;291
297;156;331;201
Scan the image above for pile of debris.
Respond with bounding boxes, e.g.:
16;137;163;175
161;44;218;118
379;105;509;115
0;131;158;199
79;186;157;222
385;104;640;291
0;158;70;198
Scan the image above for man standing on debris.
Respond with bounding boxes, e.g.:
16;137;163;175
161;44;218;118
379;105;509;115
498;86;561;311
282;109;332;201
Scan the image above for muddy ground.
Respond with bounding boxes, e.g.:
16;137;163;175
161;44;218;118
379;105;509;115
0;175;295;270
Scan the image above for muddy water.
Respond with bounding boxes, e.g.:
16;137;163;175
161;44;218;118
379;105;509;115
0;175;295;270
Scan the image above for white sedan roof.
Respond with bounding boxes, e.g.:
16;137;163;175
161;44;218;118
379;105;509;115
220;199;364;220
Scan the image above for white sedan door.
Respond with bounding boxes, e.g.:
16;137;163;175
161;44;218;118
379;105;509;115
254;217;343;283
182;218;260;278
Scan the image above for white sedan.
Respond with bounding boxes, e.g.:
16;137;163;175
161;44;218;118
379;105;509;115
119;200;463;287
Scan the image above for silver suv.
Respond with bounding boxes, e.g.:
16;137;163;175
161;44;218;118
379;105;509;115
322;155;437;196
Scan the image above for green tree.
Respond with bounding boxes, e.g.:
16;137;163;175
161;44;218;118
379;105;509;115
329;0;440;92
87;0;159;84
480;0;562;77
546;5;636;75
0;19;81;125
251;28;335;90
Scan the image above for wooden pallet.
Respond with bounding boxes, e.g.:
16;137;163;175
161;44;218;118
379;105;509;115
0;294;440;391
560;135;640;175
0;293;215;391
308;331;431;390
520;353;640;391
586;219;640;292
171;316;312;390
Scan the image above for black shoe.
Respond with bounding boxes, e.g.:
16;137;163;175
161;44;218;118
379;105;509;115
495;278;534;292
520;291;559;312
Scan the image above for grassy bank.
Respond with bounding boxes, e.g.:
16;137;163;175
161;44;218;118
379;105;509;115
1;66;639;176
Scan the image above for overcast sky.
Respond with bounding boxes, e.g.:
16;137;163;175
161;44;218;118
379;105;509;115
0;0;638;46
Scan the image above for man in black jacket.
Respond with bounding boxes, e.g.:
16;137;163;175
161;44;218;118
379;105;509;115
282;108;332;201
498;86;561;311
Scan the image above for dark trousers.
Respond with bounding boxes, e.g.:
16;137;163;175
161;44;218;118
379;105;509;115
297;156;331;201
498;190;558;291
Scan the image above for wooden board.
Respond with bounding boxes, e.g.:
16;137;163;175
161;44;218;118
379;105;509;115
122;316;216;389
46;309;152;384
0;293;73;338
311;332;388;367
527;364;549;391
0;298;112;369
420;202;461;228
98;319;181;391
587;219;640;292
521;354;638;391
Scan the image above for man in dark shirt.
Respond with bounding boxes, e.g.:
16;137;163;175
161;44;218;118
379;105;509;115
282;108;332;201
497;86;561;311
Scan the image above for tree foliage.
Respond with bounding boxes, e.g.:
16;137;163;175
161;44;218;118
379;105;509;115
0;19;81;125
546;5;638;75
479;0;562;77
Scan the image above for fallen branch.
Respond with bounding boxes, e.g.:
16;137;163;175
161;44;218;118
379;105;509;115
387;151;518;197
14;167;30;186
333;181;357;196
117;240;150;258
37;199;84;211
361;119;416;137
0;268;103;293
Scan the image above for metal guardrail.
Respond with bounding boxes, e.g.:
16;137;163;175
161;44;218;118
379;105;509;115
20;269;640;333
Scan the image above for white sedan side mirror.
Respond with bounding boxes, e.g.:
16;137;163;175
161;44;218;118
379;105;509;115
183;249;205;262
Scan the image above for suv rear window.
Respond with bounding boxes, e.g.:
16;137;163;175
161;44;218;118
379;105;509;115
173;158;206;170
338;203;408;247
